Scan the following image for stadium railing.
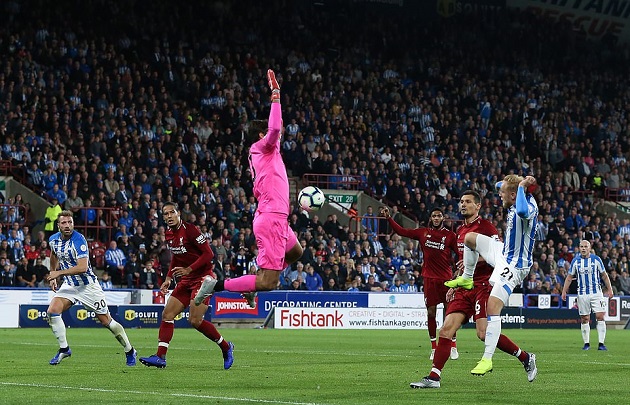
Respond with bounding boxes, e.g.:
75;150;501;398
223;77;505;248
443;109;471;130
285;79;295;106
605;187;630;213
0;160;26;184
350;214;389;239
71;206;121;243
0;204;28;228
606;187;630;202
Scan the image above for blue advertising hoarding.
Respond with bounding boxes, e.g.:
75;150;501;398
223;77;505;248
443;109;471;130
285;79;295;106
19;304;210;328
461;307;585;329
114;305;210;328
20;305;121;328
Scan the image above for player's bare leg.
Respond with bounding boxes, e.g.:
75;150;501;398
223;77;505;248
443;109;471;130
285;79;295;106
285;242;304;267
427;304;438;360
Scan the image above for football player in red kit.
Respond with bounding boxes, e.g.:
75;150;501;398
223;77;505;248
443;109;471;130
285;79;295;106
381;206;458;360
139;202;234;369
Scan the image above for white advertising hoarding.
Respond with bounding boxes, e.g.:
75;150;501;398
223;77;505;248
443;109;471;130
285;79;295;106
0;304;19;327
368;293;426;308
274;307;443;329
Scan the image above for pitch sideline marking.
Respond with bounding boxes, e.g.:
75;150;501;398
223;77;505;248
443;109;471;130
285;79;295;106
0;382;331;405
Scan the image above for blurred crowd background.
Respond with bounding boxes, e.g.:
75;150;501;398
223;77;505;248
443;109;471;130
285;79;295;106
1;0;630;299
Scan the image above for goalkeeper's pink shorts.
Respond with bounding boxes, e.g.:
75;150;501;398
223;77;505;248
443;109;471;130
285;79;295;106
253;212;298;270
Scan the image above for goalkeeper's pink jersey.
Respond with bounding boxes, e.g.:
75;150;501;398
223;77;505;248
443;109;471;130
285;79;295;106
248;102;289;215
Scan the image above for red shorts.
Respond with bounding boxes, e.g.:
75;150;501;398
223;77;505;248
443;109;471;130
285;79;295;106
253;212;298;270
445;284;492;322
423;277;450;308
170;269;214;307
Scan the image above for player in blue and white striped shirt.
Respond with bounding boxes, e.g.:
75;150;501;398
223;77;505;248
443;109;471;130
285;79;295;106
561;240;613;351
446;175;539;380
45;210;137;366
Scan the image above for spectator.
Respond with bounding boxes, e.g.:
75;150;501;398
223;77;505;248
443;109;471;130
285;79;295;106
15;257;36;287
361;275;383;292
390;277;406;292
25;244;40;265
361;206;379;238
9;241;25;264
213;252;231;280
619;271;630;295
105;241;127;286
285;277;307;291
288;262;308;284
136;243;149;266
304;263;323;291
393;265;411;284
117;234;136;258
47;184;67;206
115;183;133;207
404;276;419;293
565;207;586;235
27;163;44;189
44;199;62;240
64;189;84;220
544;269;564;288
124;252;142;289
32;257;49;288
1;258;16;286
609;270;622;295
99;271;114;290
347;278;361;292
324;277;340;291
80;199;98;238
142;260;158;289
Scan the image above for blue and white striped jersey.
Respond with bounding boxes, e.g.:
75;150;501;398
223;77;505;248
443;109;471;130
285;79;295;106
503;194;538;270
49;231;98;286
568;254;606;295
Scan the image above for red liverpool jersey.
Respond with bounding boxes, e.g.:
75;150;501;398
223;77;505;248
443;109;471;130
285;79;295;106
165;221;215;280
388;217;457;280
456;216;498;286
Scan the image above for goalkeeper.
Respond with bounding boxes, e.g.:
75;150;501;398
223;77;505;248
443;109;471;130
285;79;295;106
194;69;302;307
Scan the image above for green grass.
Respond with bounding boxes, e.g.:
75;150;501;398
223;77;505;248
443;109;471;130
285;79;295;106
0;327;628;404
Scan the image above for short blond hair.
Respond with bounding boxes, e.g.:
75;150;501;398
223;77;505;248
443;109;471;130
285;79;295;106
502;174;524;193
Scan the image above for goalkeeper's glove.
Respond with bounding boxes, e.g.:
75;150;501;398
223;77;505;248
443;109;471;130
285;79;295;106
267;69;280;102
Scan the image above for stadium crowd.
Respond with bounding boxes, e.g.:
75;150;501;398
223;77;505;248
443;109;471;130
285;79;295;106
1;0;630;298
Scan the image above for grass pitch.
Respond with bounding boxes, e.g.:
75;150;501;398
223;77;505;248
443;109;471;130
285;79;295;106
0;327;628;404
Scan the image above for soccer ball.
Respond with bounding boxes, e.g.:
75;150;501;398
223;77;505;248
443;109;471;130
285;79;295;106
298;186;326;211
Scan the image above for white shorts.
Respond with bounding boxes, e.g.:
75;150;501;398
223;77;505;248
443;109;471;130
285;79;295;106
577;292;606;316
55;282;110;315
475;234;529;302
